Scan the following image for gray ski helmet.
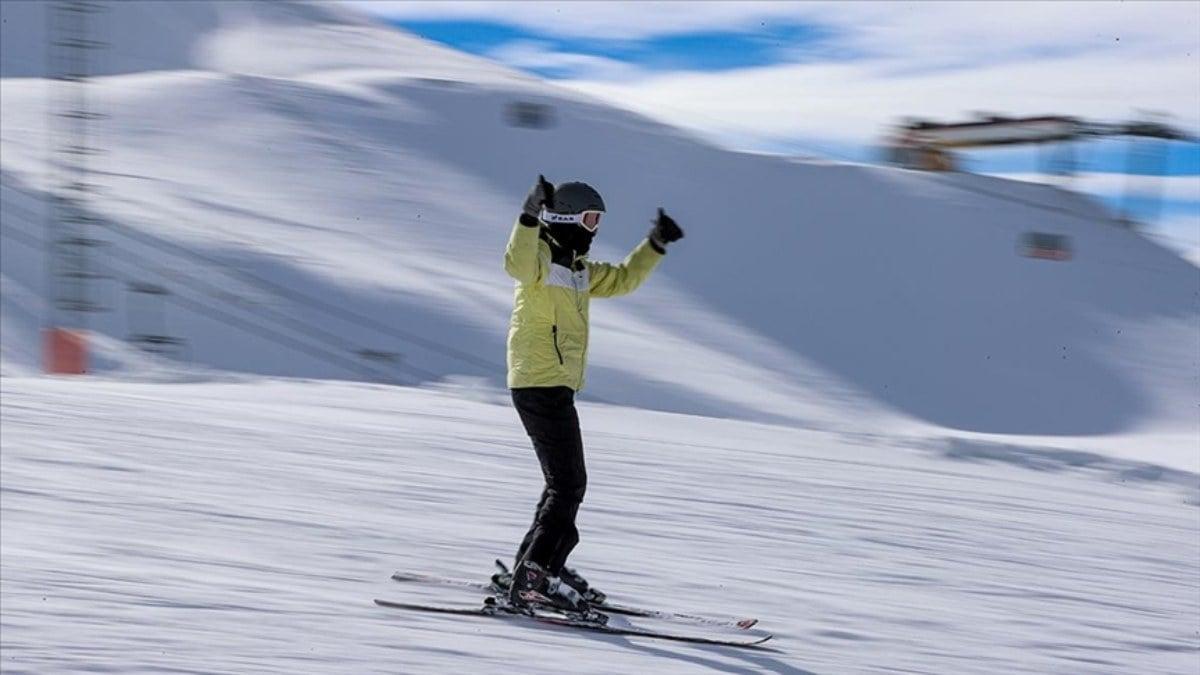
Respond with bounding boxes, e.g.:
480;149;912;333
547;181;605;215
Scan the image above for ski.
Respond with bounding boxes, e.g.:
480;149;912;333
373;598;774;649
390;568;759;630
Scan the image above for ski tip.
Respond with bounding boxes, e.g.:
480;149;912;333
733;634;774;649
737;618;759;630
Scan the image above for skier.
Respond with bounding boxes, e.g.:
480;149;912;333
500;175;684;612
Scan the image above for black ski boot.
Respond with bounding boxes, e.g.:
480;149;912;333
495;559;606;607
507;559;549;608
507;559;597;617
542;574;591;613
558;566;607;605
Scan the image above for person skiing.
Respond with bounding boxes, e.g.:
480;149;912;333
500;175;684;613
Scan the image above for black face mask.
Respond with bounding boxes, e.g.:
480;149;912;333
542;222;595;268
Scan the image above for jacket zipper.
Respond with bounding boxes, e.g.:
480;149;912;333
551;325;565;365
573;259;586;389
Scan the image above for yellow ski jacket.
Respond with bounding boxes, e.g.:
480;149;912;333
504;217;664;391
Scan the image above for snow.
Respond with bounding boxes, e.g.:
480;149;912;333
2;376;1197;674
1;1;1198;672
2;1;1197;446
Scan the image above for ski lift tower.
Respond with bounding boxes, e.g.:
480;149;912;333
44;0;107;374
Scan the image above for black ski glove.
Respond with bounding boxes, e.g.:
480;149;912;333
648;207;684;252
520;174;555;227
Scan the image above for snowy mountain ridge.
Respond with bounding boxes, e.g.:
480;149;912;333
3;1;1197;468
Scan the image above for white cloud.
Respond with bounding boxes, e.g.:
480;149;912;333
808;2;1200;69
354;1;1200;62
487;40;640;81
557;51;1200;147
351;1;833;39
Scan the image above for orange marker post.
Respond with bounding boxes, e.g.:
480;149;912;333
43;328;88;374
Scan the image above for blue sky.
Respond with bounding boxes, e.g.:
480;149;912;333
355;1;1200;256
394;19;848;76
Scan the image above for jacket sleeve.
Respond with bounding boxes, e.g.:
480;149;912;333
504;216;546;285
587;238;665;298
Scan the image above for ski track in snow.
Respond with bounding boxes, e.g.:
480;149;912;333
1;376;1197;674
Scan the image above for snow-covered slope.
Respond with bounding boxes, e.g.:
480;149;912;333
2;376;1197;674
2;0;1196;448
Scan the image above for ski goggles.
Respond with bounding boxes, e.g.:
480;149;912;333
540;207;604;232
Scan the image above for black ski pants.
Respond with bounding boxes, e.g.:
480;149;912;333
511;386;586;575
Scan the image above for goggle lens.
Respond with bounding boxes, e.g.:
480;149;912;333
539;207;604;232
